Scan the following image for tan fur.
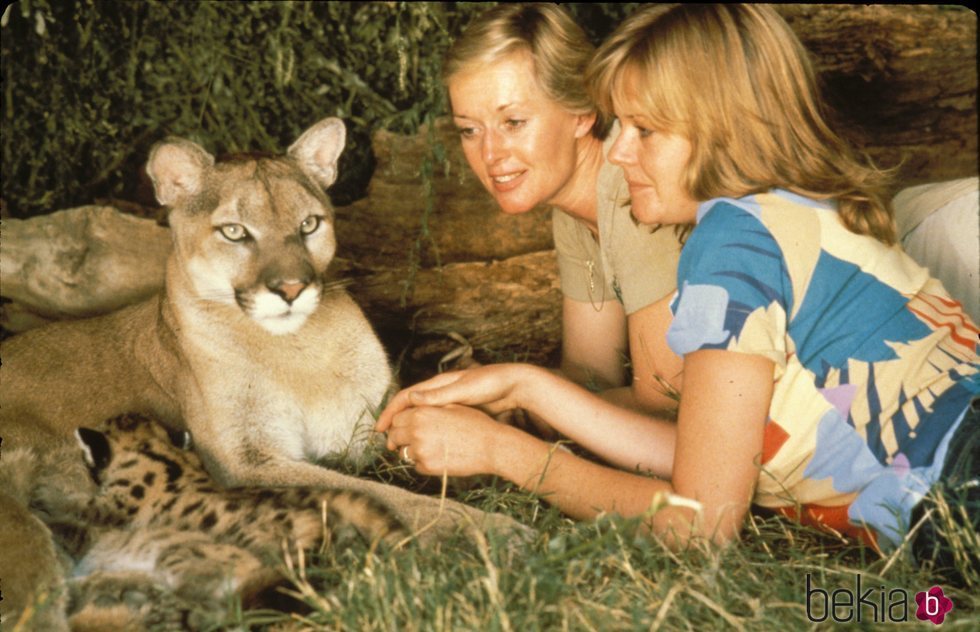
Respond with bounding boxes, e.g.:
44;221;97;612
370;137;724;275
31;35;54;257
0;117;530;629
68;570;190;631
2;119;390;473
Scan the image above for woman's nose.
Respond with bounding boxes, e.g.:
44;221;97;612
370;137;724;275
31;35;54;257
482;129;505;164
608;132;632;167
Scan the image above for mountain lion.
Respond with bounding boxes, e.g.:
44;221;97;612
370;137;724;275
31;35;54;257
0;118;529;628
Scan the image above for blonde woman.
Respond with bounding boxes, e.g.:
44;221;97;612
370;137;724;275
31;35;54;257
379;5;979;575
441;3;684;412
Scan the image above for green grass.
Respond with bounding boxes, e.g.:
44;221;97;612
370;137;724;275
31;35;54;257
214;468;978;631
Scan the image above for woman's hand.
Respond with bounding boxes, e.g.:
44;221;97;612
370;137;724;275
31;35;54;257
375;363;539;434
384;404;513;477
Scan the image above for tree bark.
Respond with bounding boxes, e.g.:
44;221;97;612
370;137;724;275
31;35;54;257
333;251;562;381
778;5;977;185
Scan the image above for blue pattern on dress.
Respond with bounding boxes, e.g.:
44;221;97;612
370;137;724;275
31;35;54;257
672;201;790;351
667;282;732;355
790;251;932;384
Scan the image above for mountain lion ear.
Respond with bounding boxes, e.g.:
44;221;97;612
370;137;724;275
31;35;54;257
75;427;111;472
287;117;346;189
145;137;215;207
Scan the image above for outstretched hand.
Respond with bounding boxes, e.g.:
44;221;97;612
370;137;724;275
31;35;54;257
373;363;546;477
375;363;535;434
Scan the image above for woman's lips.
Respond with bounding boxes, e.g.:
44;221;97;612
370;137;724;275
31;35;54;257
627;181;652;196
490;170;526;192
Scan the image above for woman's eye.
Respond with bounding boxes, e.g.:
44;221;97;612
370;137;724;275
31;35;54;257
218;223;248;242
504;118;526;130
637;126;653;139
457;127;477;139
299;216;321;236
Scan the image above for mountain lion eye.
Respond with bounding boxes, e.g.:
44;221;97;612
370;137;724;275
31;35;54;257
218;223;248;242
299;216;321;236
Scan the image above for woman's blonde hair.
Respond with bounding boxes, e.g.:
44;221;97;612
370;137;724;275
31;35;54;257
587;4;896;243
444;3;609;138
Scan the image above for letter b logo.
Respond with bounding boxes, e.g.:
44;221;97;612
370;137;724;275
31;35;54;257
915;586;953;625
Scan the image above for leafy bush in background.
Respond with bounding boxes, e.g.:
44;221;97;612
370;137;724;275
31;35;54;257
1;0;639;217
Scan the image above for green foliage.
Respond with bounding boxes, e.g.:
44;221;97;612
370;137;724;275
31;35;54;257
0;1;643;216
0;1;479;213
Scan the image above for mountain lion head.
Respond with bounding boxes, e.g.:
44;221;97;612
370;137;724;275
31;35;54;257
145;118;346;335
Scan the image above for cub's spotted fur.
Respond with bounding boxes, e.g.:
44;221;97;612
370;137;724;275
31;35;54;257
70;414;407;629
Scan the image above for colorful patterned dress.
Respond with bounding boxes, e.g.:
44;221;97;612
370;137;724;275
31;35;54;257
666;190;979;550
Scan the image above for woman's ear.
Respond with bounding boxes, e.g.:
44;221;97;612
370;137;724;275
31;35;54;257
574;112;599;139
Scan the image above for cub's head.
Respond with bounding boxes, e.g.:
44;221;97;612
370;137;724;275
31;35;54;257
75;414;198;497
145;118;346;335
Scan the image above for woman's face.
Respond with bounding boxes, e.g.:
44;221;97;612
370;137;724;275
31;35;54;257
448;51;594;215
608;108;699;226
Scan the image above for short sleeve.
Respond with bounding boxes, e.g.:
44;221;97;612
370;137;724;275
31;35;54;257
666;201;792;369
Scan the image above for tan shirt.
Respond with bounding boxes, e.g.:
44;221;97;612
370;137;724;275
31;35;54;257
553;133;681;315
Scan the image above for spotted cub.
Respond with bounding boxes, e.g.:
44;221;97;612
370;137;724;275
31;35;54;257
70;414;408;629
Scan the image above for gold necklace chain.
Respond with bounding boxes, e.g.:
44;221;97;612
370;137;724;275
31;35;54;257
586;258;606;312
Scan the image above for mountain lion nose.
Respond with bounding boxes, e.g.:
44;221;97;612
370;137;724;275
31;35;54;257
272;280;308;304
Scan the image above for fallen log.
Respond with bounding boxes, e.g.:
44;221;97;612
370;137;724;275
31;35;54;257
0;206;170;324
778;5;977;184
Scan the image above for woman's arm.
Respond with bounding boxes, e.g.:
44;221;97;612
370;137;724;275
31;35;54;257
562;295;685;419
380;350;772;547
660;349;772;545
517;349;771;547
521;366;678;477
380;364;677;478
382;399;677;520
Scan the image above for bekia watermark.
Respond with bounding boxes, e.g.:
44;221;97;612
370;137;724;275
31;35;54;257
805;574;954;624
